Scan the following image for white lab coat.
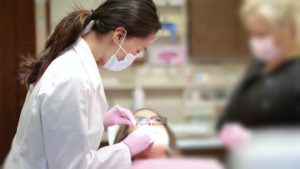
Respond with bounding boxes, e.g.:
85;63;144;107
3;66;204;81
3;38;131;169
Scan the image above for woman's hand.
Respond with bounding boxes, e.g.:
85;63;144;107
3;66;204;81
219;123;252;150
103;105;136;127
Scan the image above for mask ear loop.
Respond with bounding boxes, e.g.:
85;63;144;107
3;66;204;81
115;31;127;55
118;44;129;55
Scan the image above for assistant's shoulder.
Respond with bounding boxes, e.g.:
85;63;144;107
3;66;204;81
247;59;265;72
289;58;300;69
286;59;300;92
283;58;300;77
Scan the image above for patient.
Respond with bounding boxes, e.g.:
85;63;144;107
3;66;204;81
114;108;180;160
114;109;224;169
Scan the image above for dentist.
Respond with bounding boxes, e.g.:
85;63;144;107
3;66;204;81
3;0;161;169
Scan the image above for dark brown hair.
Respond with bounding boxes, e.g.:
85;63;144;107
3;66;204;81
19;0;161;88
114;108;180;158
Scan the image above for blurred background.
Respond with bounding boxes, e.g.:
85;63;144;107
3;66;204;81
0;0;253;165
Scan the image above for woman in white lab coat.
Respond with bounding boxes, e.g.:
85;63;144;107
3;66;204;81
3;0;161;169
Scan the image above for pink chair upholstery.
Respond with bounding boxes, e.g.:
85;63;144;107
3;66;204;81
131;158;224;169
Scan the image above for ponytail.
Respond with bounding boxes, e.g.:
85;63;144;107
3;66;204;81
19;6;93;89
19;0;161;89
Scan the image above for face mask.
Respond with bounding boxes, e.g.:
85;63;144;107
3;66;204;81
250;36;283;62
103;31;137;71
149;126;170;146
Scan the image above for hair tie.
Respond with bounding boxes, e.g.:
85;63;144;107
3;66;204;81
91;10;95;20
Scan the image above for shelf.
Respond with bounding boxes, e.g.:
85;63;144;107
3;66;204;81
177;137;224;150
153;0;186;7
103;83;233;91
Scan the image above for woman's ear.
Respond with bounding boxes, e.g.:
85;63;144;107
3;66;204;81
112;27;127;44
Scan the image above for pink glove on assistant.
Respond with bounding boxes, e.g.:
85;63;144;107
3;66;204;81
103;105;136;127
220;123;251;150
122;126;155;157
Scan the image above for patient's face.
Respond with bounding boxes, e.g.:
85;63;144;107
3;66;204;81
128;110;169;159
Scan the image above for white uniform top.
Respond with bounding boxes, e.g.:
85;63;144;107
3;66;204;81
3;38;131;169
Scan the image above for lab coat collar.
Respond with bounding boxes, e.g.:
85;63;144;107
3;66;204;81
74;37;101;90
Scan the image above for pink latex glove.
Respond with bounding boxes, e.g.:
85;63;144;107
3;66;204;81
103;105;136;127
219;123;252;151
122;126;155;157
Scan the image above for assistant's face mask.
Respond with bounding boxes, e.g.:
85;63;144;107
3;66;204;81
103;31;137;71
250;36;283;62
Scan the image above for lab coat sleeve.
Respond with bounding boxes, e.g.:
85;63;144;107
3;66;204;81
40;77;131;169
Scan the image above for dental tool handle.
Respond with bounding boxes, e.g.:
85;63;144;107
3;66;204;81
103;105;137;127
116;106;139;128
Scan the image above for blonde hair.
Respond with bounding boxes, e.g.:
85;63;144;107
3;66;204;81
241;0;300;45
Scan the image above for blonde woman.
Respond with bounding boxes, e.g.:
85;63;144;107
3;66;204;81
217;0;300;149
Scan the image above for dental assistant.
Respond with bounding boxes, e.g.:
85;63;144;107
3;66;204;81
217;0;300;149
3;0;161;169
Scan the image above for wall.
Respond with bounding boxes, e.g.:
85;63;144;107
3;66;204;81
0;0;36;164
50;0;102;29
35;0;48;54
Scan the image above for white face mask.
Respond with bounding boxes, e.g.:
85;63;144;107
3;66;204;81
150;126;170;146
250;36;283;62
103;31;137;71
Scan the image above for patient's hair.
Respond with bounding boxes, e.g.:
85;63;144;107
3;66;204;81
114;108;180;157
